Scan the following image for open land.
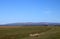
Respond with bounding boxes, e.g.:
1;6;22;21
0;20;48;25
0;26;60;39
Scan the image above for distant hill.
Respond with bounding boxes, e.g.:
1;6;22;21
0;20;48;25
1;22;60;26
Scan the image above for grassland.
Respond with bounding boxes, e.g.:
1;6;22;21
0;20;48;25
0;26;60;39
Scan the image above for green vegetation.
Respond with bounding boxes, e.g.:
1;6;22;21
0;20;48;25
0;26;60;39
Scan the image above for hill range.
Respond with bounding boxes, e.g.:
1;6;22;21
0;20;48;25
1;22;60;26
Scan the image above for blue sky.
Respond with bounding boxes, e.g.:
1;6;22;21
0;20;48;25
0;0;60;24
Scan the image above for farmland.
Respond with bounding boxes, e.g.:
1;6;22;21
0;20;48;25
0;26;60;39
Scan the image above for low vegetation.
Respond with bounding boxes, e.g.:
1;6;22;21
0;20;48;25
0;26;60;39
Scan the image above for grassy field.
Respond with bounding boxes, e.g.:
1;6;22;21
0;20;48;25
0;26;60;39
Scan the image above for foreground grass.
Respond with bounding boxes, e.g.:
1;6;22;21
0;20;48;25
0;26;60;39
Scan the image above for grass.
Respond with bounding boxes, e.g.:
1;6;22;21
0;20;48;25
0;26;60;39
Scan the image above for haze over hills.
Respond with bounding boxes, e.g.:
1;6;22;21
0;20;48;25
1;22;60;26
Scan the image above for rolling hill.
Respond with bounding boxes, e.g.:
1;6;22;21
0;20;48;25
1;22;60;26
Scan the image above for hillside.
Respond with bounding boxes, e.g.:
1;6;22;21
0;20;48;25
0;26;60;39
2;22;60;26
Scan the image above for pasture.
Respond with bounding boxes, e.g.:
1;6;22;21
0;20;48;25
0;26;60;39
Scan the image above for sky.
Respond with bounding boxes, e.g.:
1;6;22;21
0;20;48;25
0;0;60;24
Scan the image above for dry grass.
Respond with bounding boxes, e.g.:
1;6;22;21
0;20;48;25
0;26;21;28
0;26;59;39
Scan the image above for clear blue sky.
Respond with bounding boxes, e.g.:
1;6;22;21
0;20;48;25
0;0;60;24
